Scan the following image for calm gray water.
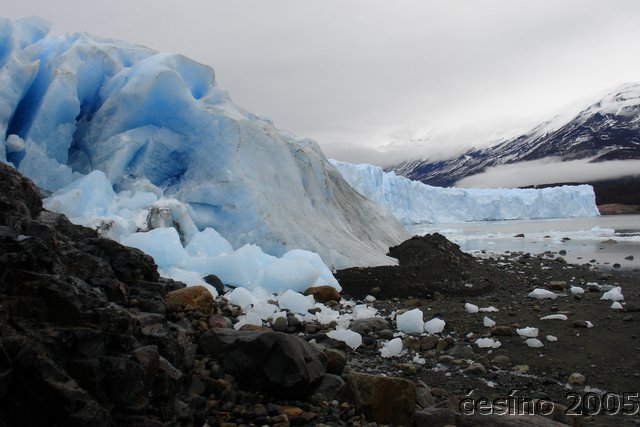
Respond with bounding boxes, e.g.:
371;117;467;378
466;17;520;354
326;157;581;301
407;214;640;271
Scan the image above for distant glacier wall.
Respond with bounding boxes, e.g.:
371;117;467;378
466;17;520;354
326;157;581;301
331;160;600;224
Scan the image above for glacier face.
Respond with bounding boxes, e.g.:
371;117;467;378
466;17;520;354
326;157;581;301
0;17;409;270
331;160;600;224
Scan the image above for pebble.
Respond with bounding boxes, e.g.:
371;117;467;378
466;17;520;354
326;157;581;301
513;365;530;374
272;316;288;332
491;355;511;366
490;325;514;336
568;373;586;385
548;281;566;291
398;363;417;375
435;338;449;352
464;363;486;375
572;320;592;328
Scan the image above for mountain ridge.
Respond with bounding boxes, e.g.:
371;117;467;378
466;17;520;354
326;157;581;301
392;83;640;190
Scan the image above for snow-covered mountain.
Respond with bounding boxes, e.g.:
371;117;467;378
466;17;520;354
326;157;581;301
393;83;640;188
332;160;599;224
0;16;409;270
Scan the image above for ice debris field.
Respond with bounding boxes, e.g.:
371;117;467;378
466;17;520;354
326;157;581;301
0;17;614;352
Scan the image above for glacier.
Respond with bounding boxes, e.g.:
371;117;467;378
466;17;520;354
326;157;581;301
0;16;409;273
331;160;600;224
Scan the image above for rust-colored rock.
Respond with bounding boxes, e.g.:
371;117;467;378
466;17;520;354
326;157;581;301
164;285;215;316
304;285;341;303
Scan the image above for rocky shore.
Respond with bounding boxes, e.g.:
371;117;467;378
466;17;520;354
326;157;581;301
1;162;639;427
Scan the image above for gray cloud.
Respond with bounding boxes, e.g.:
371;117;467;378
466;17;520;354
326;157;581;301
4;0;640;165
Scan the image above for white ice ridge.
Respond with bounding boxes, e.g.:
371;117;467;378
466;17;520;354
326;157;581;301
0;17;408;270
331;160;600;225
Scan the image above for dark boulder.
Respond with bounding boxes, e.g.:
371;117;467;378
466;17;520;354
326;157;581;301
199;328;327;398
0;164;195;426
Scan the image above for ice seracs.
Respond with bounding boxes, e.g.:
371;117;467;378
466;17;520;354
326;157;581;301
0;17;408;272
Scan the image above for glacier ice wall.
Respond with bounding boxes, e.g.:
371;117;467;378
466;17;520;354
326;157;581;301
331;160;600;224
0;17;408;269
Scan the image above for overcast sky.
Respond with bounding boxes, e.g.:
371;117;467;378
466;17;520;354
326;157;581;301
5;0;640;166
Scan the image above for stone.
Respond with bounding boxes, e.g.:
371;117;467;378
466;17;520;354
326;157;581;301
568;372;586;385
491;325;514;336
199;329;327;398
164;286;215;316
420;335;440;351
436;338;449;352
402;336;422;352
312;373;345;401
348;317;391;335
513;365;530;374
447;344;475;359
572;320;591;328
272;316;288;332
624;302;640;312
203;274;225;295
343;372;416;426
304;285;341;303
238;324;271;332
0;165;194;425
491;355;511;367
398;363;417;375
323;348;347;375
464;363;486;376
208;313;233;329
415;382;435;409
548;281;566;291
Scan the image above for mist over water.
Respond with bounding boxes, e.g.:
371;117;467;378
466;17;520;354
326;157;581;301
408;215;640;271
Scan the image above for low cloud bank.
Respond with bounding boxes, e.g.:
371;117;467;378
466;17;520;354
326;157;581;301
456;158;640;188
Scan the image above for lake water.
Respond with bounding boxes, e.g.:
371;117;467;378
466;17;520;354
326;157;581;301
407;214;640;271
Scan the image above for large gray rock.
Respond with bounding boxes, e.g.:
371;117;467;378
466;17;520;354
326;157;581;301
199;329;327;398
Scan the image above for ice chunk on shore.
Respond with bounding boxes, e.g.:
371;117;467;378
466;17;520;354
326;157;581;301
601;286;624;301
327;329;362;350
528;289;558;300
570;286;585;295
277;289;314;314
611;302;623;310
122;227;188;268
526;338;544;348
465;303;479;313
475;338;501;349
424;318;446;334
517;327;539;337
185;227;233;257
396;308;424;333
226;287;257;309
540;314;568;321
483;316;496;327
380;337;403;358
